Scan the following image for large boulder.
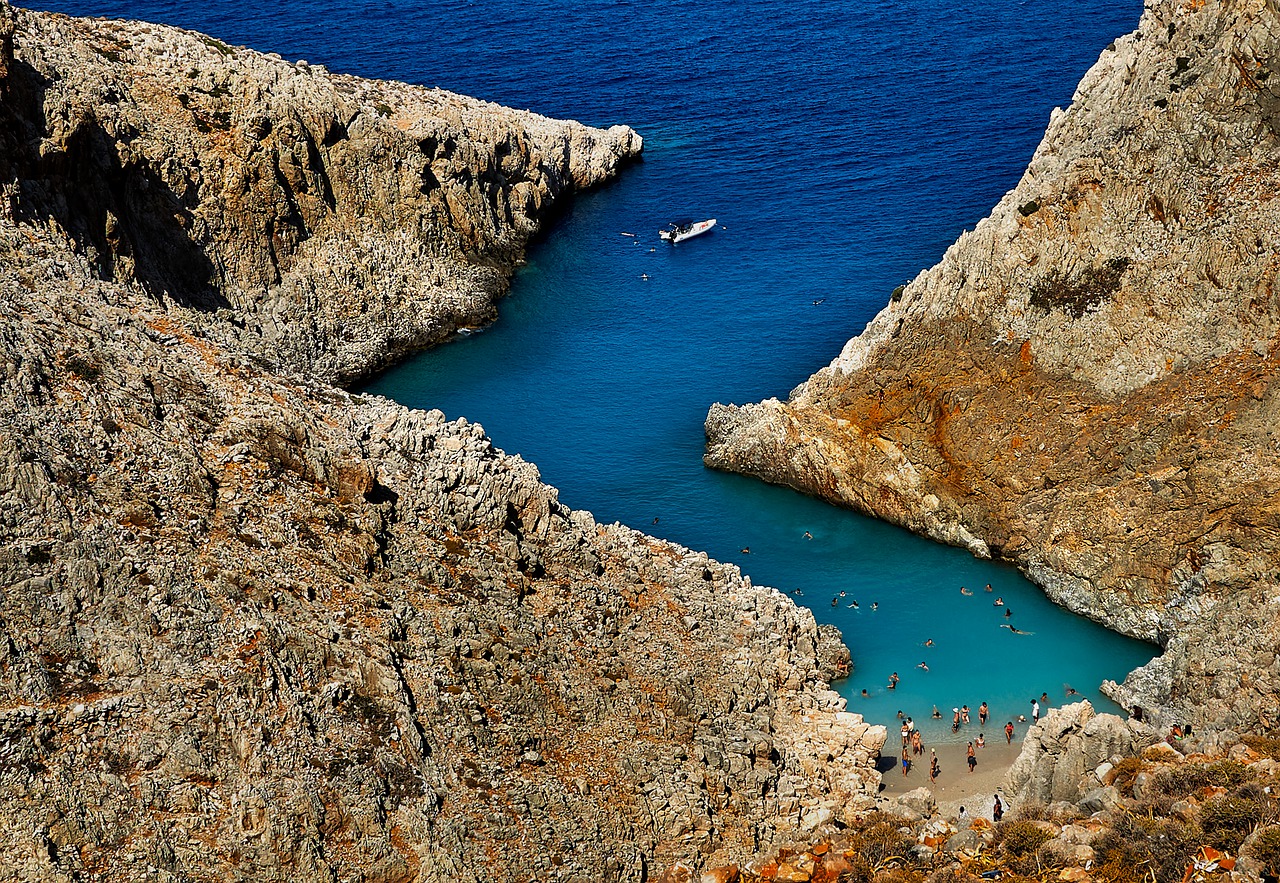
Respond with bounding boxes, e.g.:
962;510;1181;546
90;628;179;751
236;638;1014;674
1005;701;1148;806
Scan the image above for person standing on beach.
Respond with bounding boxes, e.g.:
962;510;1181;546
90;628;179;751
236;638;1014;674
978;701;989;725
901;721;910;750
911;729;923;756
967;741;977;773
1005;721;1015;743
993;795;1004;822
902;747;911;776
929;750;939;784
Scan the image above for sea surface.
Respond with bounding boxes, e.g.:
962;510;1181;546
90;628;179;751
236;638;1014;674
33;0;1154;745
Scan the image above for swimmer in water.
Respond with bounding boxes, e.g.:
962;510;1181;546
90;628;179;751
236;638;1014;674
1065;684;1079;696
790;588;804;596
847;601;857;608
850;600;859;609
839;590;847;597
803;530;812;539
924;638;934;647
917;661;929;671
960;586;973;596
985;583;993;592
1005;608;1013;618
932;706;942;719
888;672;899;689
741;547;750;554
994;597;1004;606
871;602;879;610
831;597;839;607
1001;623;1032;635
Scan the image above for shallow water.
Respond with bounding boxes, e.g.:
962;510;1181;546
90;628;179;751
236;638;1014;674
33;0;1156;745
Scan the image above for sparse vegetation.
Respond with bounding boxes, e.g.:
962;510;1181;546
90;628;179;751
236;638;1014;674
199;34;234;56
1028;256;1130;318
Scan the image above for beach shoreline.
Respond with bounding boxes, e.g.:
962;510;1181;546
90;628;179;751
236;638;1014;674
875;735;1024;821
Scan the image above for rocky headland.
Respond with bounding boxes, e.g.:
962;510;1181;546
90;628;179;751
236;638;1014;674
706;0;1280;733
0;3;889;881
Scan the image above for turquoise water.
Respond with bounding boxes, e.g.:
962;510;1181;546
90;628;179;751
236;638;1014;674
32;0;1157;745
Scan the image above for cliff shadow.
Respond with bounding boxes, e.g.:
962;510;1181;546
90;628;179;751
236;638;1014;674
1;59;226;312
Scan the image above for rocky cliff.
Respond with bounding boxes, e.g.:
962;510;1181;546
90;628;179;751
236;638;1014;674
706;0;1280;732
0;3;887;881
1;2;640;386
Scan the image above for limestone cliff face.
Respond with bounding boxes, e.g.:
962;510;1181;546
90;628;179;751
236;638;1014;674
706;0;1280;732
0;4;887;881
1;3;640;385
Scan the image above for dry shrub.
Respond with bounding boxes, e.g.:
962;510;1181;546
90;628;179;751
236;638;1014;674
1243;735;1280;760
924;868;984;883
1093;812;1201;883
871;868;925;883
1109;756;1145;797
1200;793;1268;851
1155;760;1252;798
997;821;1055;857
848;814;916;868
1247;825;1280;877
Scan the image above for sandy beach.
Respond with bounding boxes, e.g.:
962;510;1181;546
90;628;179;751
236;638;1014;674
875;735;1024;821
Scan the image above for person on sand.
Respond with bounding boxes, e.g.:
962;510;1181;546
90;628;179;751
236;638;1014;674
967;741;977;773
911;729;923;755
979;701;989;725
901;747;911;777
901;721;910;749
993;794;1004;822
1005;721;1015;743
929;750;939;784
976;733;985;748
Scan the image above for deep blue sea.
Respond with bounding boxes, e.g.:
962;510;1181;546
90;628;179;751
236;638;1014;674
31;0;1154;744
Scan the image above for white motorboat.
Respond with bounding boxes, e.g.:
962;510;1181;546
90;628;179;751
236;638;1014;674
659;218;717;243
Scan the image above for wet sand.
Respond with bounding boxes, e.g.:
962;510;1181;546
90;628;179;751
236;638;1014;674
875;736;1024;821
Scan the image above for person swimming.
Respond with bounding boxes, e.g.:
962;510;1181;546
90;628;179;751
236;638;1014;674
831;597;839;607
960;586;973;596
917;661;929;671
1004;608;1013;618
923;638;934;647
871;602;878;610
994;597;1004;606
932;706;943;719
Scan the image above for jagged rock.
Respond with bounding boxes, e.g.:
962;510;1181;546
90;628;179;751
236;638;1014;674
1005;702;1146;806
704;0;1280;732
0;4;881;882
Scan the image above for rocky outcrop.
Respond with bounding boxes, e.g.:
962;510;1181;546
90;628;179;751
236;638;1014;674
0;4;885;881
1004;701;1148;807
0;2;639;386
706;0;1280;731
